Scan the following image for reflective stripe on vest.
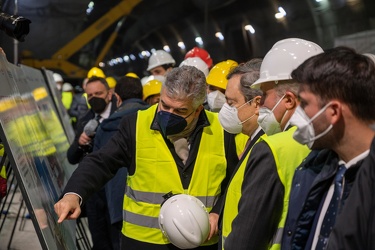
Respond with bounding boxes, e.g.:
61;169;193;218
125;185;217;207
123;104;227;245
221;127;310;250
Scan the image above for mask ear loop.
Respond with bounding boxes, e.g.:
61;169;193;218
271;94;286;112
307;102;333;123
306;102;333;142
270;94;287;126
237;98;255;125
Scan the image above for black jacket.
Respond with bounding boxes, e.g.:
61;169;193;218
93;98;149;224
66;96;118;164
327;137;375;250
282;149;363;250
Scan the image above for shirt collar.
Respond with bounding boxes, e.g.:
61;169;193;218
339;149;370;168
97;102;112;122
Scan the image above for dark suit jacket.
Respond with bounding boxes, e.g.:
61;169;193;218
66;96;118;164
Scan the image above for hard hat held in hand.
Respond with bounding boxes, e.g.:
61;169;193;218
252;38;324;88
158;194;210;249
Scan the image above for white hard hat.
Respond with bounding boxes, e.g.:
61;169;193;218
53;73;63;83
252;38;324;88
141;76;149;86
147;50;176;71
62;82;73;92
158;194;210;249
179;57;209;77
141;75;166;86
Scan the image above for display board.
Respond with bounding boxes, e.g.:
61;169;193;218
0;54;77;249
41;67;76;144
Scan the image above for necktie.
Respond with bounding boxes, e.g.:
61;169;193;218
316;164;347;250
238;138;252;159
95;114;102;123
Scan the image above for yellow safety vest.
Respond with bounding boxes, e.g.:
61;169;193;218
221;127;310;250
235;133;249;157
61;91;73;110
123;105;227;245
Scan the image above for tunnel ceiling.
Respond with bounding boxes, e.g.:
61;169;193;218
1;0;375;78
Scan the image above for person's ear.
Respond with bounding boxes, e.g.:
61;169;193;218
326;101;342;125
252;96;261;115
108;90;113;100
284;91;298;110
194;105;204;118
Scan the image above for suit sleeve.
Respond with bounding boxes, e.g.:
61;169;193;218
225;141;284;250
62;114;134;203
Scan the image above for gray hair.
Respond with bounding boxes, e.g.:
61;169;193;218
162;65;206;109
274;81;300;98
227;58;263;102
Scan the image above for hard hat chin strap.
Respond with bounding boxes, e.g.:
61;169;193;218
161;191;175;206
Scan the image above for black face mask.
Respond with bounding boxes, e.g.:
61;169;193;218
156;110;193;136
88;97;107;114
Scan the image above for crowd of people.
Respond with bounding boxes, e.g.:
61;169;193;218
51;40;375;250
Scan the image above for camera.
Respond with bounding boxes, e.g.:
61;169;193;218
0;12;31;42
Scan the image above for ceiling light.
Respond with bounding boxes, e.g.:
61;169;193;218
123;55;130;62
195;37;203;46
244;25;255;34
163;45;170;52
178;42;186;50
129;54;136;61
98;62;105;67
86;2;94;15
279;7;286;16
111;59;118;65
275;6;286;19
141;50;150;57
215;32;224;41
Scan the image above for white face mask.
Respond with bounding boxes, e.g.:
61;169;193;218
289;103;333;149
218;99;255;134
257;94;286;136
207;90;226;112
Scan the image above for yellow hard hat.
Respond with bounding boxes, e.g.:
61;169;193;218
106;77;117;89
206;60;238;90
143;79;162;100
32;87;48;101
87;67;106;78
125;72;139;79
